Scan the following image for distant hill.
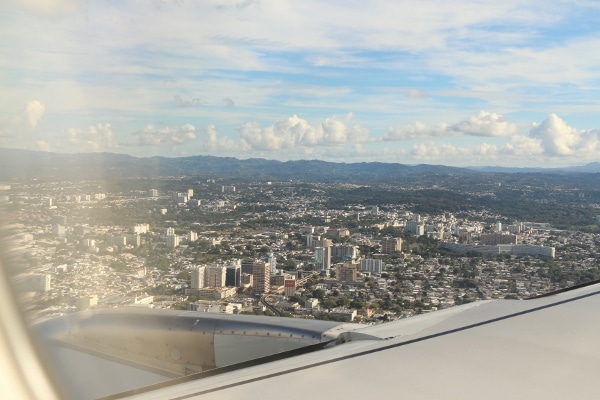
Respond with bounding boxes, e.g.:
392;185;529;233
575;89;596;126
0;149;473;182
469;162;600;174
562;162;600;173
0;148;598;182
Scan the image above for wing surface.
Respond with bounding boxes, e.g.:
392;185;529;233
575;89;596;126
116;283;600;400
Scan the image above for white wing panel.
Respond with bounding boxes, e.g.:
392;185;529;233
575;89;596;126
124;284;600;400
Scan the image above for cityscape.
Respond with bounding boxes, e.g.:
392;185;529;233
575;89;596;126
6;166;600;325
4;2;600;399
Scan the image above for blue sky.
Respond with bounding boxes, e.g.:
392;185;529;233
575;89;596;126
2;0;600;167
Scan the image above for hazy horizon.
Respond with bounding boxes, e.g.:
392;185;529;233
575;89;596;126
3;1;600;168
4;146;600;172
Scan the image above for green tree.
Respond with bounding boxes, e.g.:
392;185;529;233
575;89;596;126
324;297;337;310
312;289;326;300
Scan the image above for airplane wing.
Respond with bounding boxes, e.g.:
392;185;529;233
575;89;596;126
31;282;600;400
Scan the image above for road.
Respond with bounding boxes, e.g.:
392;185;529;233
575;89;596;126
260;294;281;316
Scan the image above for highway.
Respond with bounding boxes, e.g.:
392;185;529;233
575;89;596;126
260;294;281;316
296;271;319;286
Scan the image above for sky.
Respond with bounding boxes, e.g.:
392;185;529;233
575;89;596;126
2;0;600;167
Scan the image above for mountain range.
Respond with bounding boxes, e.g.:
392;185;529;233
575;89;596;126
0;148;599;182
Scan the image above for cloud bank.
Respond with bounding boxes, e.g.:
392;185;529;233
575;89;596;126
406;114;600;166
63;123;117;152
128;124;197;146
385;111;517;141
238;113;369;151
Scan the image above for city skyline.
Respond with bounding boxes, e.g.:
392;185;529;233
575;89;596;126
3;1;600;167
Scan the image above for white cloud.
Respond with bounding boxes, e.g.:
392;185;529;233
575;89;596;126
409;140;518;166
238;116;313;151
5;2;600;168
62;123;117;152
238;113;369;151
202;124;246;152
501;134;544;158
0;99;45;142
528;113;597;156
437;36;600;91
386;122;449;141
25;99;45;129
128;124;197;146
451;111;517;137
405;114;600;166
385;111;516;141
410;141;472;162
321;113;369;144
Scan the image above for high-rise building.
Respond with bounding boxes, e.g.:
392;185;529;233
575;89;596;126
332;244;359;261
284;279;296;297
191;266;206;289
225;265;241;287
314;246;331;271
166;227;179;248
317;238;333;248
326;227;350;237
266;253;277;275
188;231;198;242
306;234;320;249
507;223;525;234
481;233;518;245
252;261;270;294
166;234;179;248
360;258;383;274
133;223;149;234
405;221;425;236
335;263;358;283
148;189;158;197
299;226;315;234
205;265;226;288
380;237;402;253
241;258;257;275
